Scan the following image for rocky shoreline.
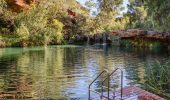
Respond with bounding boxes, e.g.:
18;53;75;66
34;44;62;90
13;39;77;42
74;29;170;48
112;29;170;42
0;29;170;48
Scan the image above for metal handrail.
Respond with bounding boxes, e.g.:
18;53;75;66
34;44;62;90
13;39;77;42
89;89;101;95
101;68;123;100
88;69;108;100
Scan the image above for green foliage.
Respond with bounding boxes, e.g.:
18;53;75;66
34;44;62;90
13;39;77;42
97;0;123;13
114;17;129;30
126;3;148;29
144;60;170;99
15;24;29;46
29;29;50;46
0;34;21;47
50;19;64;44
0;35;5;47
16;24;29;40
0;0;15;34
14;4;64;46
120;39;163;48
84;0;126;34
0;0;170;47
14;5;49;46
126;0;170;31
15;6;48;32
0;0;6;12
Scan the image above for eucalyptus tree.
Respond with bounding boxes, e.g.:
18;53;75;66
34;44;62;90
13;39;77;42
125;0;147;29
85;0;124;34
127;0;170;31
141;0;170;31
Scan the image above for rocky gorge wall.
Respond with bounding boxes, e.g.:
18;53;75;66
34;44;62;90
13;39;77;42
112;29;170;42
6;0;36;11
76;29;170;48
111;29;170;48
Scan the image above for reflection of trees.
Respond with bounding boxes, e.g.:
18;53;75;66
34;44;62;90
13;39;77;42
0;48;33;99
84;46;170;90
83;47;125;92
115;47;170;86
0;46;169;99
25;47;66;99
0;47;88;99
0;48;22;73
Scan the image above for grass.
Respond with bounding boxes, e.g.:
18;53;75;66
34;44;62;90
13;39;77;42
120;39;162;48
143;60;170;99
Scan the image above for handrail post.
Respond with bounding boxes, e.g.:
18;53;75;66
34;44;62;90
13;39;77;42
107;74;110;100
120;70;123;100
101;83;104;98
89;87;90;100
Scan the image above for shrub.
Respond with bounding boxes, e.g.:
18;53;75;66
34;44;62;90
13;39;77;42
15;24;29;47
50;19;64;44
15;5;49;46
14;5;65;46
0;35;5;47
0;0;6;13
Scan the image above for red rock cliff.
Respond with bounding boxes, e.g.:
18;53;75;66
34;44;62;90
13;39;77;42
6;0;36;11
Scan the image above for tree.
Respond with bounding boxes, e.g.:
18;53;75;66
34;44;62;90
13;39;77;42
126;0;170;31
141;0;170;31
84;0;124;34
0;0;6;13
125;0;147;29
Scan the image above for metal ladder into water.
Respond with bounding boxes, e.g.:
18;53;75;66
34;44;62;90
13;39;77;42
88;68;123;100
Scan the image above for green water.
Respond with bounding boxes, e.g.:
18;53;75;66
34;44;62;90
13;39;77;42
0;45;169;99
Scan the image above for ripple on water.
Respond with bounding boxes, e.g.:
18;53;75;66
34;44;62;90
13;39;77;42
0;46;170;99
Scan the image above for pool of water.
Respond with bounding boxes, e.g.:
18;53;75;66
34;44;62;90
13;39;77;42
0;45;170;99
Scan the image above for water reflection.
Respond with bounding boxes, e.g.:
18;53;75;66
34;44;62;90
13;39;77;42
0;45;169;99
